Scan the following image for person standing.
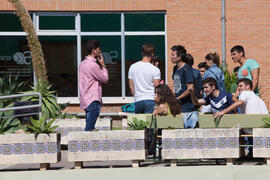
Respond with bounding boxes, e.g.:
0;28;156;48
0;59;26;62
128;44;160;113
79;40;109;131
231;45;260;94
171;45;198;128
203;51;226;92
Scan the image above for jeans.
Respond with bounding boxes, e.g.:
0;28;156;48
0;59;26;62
84;101;101;131
182;111;199;128
135;100;155;114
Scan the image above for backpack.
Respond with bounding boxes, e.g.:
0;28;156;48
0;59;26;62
192;69;203;99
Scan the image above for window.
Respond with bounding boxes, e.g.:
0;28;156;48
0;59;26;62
125;35;165;96
0;14;32;31
81;36;121;97
1;12;166;103
81;14;121;32
39;16;75;30
0;36;33;87
39;36;77;97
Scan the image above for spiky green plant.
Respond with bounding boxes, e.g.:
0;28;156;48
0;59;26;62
27;117;59;134
128;118;149;130
7;0;48;85
21;80;62;120
0;74;28;106
220;64;237;93
0;101;21;134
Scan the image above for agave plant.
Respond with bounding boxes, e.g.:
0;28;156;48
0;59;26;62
0;101;22;134
128;118;149;130
21;80;62;120
0;74;28;106
27;117;59;134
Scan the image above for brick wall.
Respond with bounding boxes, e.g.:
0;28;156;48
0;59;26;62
2;0;270;111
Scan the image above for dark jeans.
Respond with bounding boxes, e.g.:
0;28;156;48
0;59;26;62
84;101;101;131
135;100;155;114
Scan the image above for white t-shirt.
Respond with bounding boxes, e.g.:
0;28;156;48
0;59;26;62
128;61;160;102
239;91;269;114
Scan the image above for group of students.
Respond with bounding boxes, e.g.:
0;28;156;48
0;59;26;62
78;40;268;133
128;44;269;130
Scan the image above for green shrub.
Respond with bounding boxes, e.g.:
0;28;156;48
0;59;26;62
27;117;59;134
262;117;270;128
128;118;149;130
220;64;237;93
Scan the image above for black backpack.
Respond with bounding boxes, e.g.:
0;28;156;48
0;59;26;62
192;69;203;99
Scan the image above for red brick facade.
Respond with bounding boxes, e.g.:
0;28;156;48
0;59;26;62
2;0;270;112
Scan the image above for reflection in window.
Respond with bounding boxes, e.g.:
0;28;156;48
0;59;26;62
0;36;33;88
81;36;121;97
39;36;77;97
125;36;165;96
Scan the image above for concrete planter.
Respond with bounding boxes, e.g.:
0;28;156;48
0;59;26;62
162;128;240;165
67;130;146;168
253;128;270;162
54;118;111;144
0;133;61;169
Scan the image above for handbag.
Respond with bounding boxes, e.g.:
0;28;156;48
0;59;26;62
146;115;157;156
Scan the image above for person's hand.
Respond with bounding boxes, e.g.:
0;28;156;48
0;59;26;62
213;111;224;118
97;52;106;68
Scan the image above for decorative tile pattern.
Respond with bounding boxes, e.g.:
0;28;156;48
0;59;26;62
0;142;58;155
68;139;145;152
162;137;239;150
254;137;270;148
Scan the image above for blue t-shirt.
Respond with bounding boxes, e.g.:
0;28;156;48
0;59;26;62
204;91;234;113
173;64;195;112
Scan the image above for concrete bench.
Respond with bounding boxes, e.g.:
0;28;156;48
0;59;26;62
127;114;270;129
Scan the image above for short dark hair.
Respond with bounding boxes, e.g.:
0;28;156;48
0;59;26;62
198;62;209;70
186;54;194;66
86;40;100;55
238;78;253;90
151;55;160;64
142;44;155;57
202;77;218;89
171;45;188;64
205;52;220;67
231;45;245;57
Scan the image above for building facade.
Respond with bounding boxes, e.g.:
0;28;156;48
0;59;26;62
1;0;270;113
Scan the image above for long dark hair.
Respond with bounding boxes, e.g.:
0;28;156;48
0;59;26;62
155;84;181;116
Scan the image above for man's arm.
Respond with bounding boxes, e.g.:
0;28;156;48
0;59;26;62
128;78;135;96
213;100;244;118
177;83;193;100
251;68;260;91
188;86;206;106
232;88;239;102
153;79;160;87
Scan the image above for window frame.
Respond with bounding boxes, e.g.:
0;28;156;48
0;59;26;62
0;12;167;104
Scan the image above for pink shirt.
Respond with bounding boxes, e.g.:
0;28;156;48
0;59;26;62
79;56;109;110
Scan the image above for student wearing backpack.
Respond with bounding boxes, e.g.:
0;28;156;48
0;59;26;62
171;45;198;128
202;51;226;92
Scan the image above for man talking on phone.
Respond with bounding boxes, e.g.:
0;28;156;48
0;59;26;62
79;40;109;131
